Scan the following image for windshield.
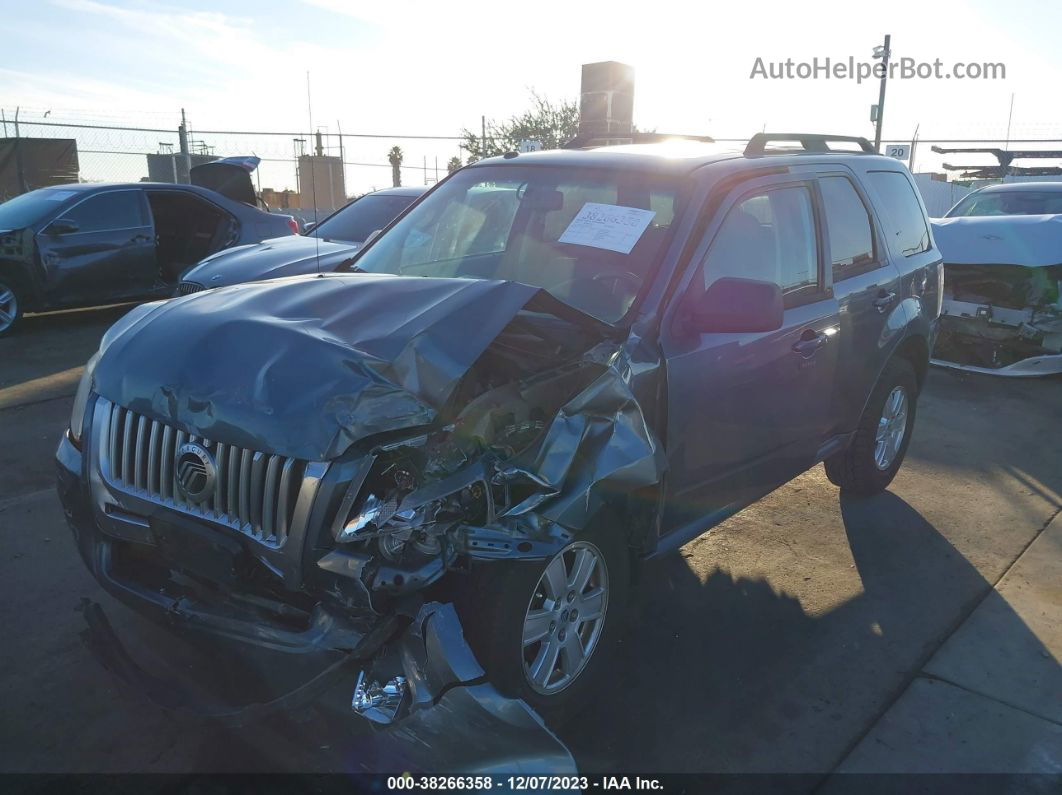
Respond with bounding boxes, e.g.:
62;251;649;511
352;165;682;323
313;193;419;243
948;190;1062;217
0;187;77;229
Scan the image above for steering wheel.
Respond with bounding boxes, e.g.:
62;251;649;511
550;270;642;320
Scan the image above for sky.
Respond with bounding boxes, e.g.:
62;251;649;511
3;0;1062;194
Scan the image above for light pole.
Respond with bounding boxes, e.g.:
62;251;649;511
872;34;891;152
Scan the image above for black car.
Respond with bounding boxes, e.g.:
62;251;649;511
0;159;297;335
57;133;940;767
177;186;426;294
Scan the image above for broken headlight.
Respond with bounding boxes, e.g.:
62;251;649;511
70;351;100;446
334;442;496;567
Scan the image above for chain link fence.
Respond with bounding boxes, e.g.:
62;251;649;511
1;115;472;210
3;110;1062;215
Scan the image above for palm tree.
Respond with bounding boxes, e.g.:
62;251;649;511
388;146;403;187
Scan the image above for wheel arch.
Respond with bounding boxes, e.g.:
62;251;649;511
892;332;930;393
0;260;41;311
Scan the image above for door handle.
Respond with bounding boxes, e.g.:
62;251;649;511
129;234;152;244
792;330;827;356
873;291;897;312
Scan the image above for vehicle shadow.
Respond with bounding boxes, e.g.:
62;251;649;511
561;489;1052;777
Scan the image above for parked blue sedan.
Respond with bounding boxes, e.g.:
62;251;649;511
177;186;426;295
0;157;298;335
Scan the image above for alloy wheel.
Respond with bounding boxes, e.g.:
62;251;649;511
875;385;908;470
0;284;17;333
521;541;608;695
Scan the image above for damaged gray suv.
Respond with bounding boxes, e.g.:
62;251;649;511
56;133;941;748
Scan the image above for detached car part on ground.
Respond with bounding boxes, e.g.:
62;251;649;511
0;157;297;336
931;215;1062;376
177;186;426;295
56;134;939;771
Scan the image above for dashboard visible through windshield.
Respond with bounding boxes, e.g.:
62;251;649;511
351;165;683;323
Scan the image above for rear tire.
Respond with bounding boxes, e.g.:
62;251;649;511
0;277;23;337
454;514;630;724
825;357;918;497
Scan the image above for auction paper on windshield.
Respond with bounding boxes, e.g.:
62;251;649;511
558;203;656;254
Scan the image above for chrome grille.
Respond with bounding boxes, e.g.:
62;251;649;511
101;400;305;547
178;281;206;295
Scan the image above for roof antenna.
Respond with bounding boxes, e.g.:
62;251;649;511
306;71;321;276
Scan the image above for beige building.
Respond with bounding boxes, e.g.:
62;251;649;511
297;155;346;212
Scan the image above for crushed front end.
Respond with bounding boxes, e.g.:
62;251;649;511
931;215;1062;376
934;263;1062;375
56;274;666;772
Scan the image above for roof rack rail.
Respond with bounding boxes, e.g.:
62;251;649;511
561;132;715;150
744;133;875;157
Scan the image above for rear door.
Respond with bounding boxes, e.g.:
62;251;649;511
813;170;904;435
37;189;156;305
660;174;841;530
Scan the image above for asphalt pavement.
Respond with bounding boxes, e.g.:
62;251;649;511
1;304;1059;782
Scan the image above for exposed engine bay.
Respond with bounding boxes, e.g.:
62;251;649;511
319;343;606;600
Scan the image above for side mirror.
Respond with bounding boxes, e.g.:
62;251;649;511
302;221;317;234
684;276;784;334
44;218;79;235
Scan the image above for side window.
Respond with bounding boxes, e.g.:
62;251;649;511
61;191;145;233
819;176;876;280
866;171;930;256
702;186;819;298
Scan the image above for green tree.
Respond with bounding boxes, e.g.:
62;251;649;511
461;91;579;162
446;156;463;174
387;146;403;187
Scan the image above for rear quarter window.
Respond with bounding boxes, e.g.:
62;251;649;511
866;171;930;257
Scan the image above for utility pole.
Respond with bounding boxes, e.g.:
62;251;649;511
14;106;26;193
481;115;487;159
1003;93;1016;180
872;34;891;152
177;107;191;184
337;120;345;199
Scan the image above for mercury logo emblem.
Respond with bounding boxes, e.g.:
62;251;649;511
175;442;216;503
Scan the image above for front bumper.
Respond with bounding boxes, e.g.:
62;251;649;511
56;427;576;773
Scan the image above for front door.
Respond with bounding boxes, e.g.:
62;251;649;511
38;189;156;306
661;177;840;531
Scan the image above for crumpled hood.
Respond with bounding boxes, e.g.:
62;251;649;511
181;235;360;288
932;215;1062;267
93;274;602;461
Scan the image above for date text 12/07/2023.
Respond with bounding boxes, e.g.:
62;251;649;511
386;775;665;791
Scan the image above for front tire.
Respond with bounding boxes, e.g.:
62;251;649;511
0;277;23;337
825;357;918;496
455;516;630;722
